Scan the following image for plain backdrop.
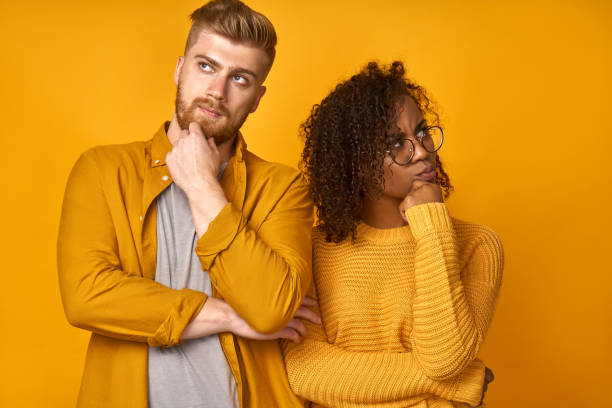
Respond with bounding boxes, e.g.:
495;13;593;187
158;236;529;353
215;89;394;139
0;0;610;407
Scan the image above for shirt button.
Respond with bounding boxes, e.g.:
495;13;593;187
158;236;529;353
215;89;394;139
154;159;160;164
139;215;143;222
162;175;169;181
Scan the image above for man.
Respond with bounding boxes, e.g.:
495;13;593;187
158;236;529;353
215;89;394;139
57;1;317;407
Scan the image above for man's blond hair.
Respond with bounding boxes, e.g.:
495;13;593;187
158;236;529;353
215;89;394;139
185;0;277;73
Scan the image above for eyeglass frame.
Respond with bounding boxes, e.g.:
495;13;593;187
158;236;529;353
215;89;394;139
385;125;444;166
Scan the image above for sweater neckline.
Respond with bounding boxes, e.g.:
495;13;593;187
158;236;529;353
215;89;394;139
355;221;414;243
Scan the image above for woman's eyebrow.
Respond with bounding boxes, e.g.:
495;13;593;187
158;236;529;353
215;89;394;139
414;118;426;133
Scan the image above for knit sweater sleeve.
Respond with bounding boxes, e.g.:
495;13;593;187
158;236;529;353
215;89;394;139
405;203;504;381
282;286;486;407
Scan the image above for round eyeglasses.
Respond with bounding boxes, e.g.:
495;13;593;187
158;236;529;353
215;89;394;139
386;125;444;166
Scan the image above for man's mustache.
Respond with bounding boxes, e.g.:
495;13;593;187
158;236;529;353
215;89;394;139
191;97;229;116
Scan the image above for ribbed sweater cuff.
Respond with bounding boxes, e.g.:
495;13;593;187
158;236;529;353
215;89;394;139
453;361;486;406
404;202;453;238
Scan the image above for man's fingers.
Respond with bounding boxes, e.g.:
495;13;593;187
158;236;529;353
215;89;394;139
301;296;316;307
171;129;189;147
294;306;321;324
295;296;322;324
277;327;301;343
207;135;219;153
286;318;307;338
188;122;205;138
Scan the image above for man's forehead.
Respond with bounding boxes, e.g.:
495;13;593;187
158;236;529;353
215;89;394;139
187;31;267;75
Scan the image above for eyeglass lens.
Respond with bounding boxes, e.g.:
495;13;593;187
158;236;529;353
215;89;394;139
391;127;443;165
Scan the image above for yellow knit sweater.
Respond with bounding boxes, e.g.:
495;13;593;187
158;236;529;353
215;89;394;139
283;203;503;408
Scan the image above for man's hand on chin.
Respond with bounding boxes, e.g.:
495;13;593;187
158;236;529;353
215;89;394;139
166;122;229;237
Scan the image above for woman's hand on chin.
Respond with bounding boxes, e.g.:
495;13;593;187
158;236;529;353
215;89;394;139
398;180;443;222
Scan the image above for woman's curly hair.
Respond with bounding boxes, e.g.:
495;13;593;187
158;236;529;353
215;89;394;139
301;61;453;243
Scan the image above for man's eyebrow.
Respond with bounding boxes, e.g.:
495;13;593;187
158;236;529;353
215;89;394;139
231;67;258;80
193;54;219;68
192;54;258;80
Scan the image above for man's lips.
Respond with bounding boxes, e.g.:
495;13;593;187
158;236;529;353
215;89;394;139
198;105;222;118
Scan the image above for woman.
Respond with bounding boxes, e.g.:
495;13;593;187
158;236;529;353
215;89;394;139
283;61;503;407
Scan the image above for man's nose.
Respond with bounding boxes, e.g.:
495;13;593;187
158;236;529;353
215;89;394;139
206;75;227;101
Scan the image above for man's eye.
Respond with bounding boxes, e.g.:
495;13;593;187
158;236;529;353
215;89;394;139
233;75;247;84
200;63;212;71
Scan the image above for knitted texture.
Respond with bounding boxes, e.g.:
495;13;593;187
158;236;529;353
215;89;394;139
283;203;503;407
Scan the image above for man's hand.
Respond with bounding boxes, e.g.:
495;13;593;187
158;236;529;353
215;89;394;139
230;296;321;343
166;122;223;196
166;122;229;237
398;180;443;222
181;296;321;343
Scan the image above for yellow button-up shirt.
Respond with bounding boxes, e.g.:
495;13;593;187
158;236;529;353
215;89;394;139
58;123;312;407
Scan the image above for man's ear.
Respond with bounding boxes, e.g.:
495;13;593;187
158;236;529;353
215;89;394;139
174;57;185;86
249;86;267;113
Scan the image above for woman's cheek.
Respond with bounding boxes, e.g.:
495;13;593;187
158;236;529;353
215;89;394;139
384;168;414;199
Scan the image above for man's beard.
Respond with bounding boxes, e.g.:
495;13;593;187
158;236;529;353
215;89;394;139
174;83;248;144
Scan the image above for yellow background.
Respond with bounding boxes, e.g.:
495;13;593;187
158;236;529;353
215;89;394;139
1;0;610;406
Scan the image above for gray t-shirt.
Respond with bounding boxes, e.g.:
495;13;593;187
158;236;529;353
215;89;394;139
148;169;238;408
